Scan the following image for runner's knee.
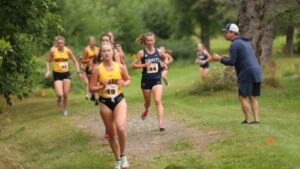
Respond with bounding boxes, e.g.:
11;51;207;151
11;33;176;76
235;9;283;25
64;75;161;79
56;93;63;98
154;99;161;106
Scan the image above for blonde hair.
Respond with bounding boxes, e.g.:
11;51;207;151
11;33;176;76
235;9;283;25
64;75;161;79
88;36;95;42
160;46;172;54
54;35;65;42
53;36;65;47
136;32;155;46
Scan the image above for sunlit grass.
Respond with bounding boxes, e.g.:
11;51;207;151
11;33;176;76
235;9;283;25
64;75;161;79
1;36;300;169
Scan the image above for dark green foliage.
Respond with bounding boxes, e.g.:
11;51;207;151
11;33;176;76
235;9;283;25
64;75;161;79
157;37;197;60
141;1;172;39
170;0;233;42
0;0;61;105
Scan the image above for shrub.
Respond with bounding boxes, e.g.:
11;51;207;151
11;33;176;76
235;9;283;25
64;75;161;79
262;61;281;88
189;66;237;94
157;37;197;60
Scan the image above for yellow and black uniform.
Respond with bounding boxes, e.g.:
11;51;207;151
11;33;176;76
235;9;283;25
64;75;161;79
84;46;99;75
98;62;124;110
52;47;71;81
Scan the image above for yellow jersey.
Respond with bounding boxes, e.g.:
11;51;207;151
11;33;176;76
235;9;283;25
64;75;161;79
98;62;122;98
52;47;69;73
85;46;99;67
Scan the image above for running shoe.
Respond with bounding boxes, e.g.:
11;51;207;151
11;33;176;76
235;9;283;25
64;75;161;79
63;110;68;116
114;160;121;169
121;155;129;169
56;97;62;108
241;120;251;124
159;124;165;132
95;100;99;106
141;111;148;120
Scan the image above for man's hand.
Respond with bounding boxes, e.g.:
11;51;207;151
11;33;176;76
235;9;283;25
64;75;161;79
212;53;222;61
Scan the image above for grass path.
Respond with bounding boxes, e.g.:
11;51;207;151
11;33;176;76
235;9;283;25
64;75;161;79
1;57;300;168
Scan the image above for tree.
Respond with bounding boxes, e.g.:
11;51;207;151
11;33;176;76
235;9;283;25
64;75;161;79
270;0;300;55
238;0;275;64
141;0;172;39
0;0;61;105
171;0;235;51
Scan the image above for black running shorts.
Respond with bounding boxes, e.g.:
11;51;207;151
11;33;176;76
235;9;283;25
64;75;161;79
53;71;71;81
99;93;125;111
141;79;162;90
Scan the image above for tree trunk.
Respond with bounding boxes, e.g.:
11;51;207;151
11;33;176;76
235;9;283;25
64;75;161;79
200;24;210;51
284;25;294;55
238;0;275;65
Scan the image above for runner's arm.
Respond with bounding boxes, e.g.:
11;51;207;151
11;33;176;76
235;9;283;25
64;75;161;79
68;49;80;73
132;50;147;69
166;53;173;65
90;66;105;92
194;53;200;64
120;64;131;87
80;48;91;64
45;48;54;78
203;50;212;63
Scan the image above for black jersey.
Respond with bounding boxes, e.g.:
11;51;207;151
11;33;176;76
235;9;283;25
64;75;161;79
198;52;209;68
141;48;161;80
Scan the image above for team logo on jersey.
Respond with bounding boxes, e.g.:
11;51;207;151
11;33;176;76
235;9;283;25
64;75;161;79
145;54;148;57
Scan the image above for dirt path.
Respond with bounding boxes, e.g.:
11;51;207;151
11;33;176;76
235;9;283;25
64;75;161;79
77;109;224;168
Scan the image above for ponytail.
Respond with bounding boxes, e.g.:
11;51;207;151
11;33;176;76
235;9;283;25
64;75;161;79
136;32;155;46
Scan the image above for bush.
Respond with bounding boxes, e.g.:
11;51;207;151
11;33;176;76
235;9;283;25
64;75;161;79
189;66;237;94
262;61;281;88
157;37;197;60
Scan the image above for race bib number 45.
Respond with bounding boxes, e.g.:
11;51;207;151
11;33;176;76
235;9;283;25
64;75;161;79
59;62;69;70
147;63;158;73
104;84;118;98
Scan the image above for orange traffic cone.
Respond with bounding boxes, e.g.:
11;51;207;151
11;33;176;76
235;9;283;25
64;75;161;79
268;137;274;145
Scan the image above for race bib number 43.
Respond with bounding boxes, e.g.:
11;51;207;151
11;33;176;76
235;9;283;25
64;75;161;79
59;62;69;70
147;63;158;73
104;84;118;98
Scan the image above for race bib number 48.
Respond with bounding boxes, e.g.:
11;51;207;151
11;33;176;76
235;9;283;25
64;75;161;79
147;63;158;73
104;84;118;98
59;62;69;70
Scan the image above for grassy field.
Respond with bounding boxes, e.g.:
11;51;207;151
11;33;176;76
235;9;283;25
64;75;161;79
1;37;300;169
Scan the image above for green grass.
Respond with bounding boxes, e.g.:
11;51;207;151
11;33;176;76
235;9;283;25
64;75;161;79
1;36;300;169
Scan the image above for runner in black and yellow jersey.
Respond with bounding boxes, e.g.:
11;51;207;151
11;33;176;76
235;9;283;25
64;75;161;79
45;36;81;116
90;43;130;169
108;32;126;65
80;37;99;105
132;32;167;131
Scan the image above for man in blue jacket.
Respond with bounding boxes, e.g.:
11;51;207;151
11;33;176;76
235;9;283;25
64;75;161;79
213;23;262;124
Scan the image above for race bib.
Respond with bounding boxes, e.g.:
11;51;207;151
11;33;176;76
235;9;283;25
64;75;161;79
104;84;118;98
59;62;69;70
198;55;205;60
147;63;159;73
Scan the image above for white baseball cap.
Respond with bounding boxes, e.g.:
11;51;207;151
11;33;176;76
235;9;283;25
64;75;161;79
221;23;239;33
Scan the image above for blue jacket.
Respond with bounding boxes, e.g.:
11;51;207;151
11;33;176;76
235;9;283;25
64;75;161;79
220;36;262;83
